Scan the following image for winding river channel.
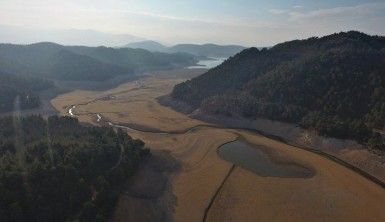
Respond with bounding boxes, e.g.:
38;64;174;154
55;73;385;222
68;105;314;178
68;105;383;187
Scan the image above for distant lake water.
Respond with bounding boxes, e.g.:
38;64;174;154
188;57;226;69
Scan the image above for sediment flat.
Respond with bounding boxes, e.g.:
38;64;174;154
51;69;385;222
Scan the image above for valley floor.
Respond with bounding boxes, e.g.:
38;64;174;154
51;69;385;222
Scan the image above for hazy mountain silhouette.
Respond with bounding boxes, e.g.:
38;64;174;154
0;25;144;47
0;42;197;81
123;41;246;58
124;40;167;52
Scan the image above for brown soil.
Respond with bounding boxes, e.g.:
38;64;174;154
51;69;385;222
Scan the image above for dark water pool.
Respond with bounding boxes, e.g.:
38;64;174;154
218;141;314;178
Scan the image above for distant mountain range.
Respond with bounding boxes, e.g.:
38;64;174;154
0;25;145;47
0;42;197;81
0;41;197;112
170;31;385;151
0;25;246;57
124;40;246;57
124;40;167;52
0;25;246;58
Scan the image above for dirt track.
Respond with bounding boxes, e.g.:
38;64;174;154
51;69;385;222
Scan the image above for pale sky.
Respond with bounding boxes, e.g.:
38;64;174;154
0;0;385;46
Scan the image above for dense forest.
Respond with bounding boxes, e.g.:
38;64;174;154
0;71;53;112
0;42;197;81
0;116;149;221
171;31;385;150
0;42;197;112
67;45;197;72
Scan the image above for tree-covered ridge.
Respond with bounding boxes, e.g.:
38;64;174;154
67;46;197;72
0;116;149;221
0;42;197;81
0;71;53;112
171;31;385;150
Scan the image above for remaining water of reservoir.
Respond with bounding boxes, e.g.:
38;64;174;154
218;141;314;178
188;58;226;69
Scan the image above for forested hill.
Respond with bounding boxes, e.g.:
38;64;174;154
0;116;149;221
0;71;53;112
0;42;197;81
171;31;385;150
67;45;196;72
124;40;167;52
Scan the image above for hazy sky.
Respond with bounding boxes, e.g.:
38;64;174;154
1;0;385;46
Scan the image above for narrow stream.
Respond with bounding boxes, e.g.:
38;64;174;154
68;105;76;116
218;140;314;178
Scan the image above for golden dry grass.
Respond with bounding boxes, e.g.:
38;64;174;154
51;70;385;222
51;73;204;131
206;131;385;222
